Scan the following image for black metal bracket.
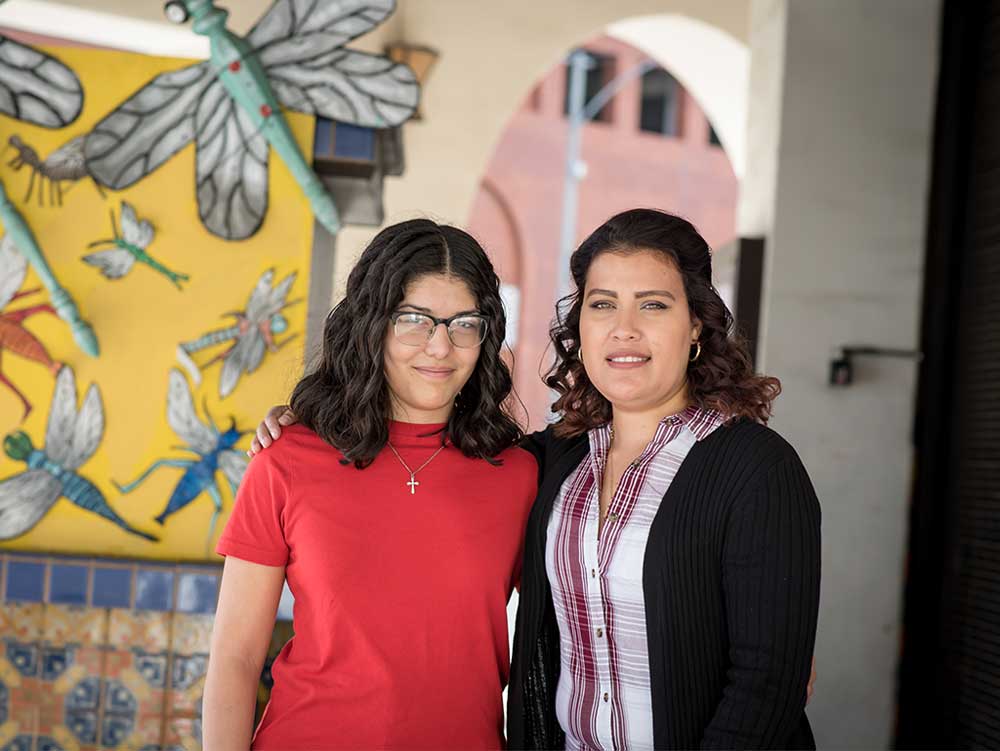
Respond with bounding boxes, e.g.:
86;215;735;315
829;346;923;386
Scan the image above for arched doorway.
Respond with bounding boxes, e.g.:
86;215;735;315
468;17;746;428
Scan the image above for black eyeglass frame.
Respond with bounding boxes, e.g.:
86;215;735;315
389;310;490;348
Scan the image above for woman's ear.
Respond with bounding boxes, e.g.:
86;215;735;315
692;317;703;341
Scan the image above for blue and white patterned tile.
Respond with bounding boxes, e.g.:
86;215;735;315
134;654;167;690
4;643;37;679
40;646;74;682
102;711;136;747
64;709;98;745
64;677;100;712
103;679;137;715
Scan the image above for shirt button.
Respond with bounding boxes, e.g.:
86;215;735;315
596;627;603;637
603;692;609;702
630;460;640;469
607;512;619;523
591;568;596;578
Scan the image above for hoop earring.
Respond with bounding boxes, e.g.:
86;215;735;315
577;348;584;361
689;341;702;362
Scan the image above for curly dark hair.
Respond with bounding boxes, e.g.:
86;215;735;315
290;218;523;467
546;208;781;437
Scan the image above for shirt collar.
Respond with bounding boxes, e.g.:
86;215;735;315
588;404;727;460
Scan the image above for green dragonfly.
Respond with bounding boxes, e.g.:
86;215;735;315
84;0;419;241
83;201;190;290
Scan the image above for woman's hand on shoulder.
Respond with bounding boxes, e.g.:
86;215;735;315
247;405;298;457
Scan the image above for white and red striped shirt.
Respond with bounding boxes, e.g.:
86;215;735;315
545;405;727;750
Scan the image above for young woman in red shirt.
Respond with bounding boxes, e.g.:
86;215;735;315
202;219;537;750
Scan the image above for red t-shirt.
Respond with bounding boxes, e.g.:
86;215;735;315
216;421;538;750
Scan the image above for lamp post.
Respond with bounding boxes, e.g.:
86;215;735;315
555;53;660;306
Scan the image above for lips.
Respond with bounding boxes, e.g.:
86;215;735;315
413;366;455;380
605;350;651;369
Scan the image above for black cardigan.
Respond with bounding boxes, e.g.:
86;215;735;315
507;419;821;750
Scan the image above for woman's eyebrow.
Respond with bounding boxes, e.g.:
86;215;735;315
635;290;677;301
586;288;618;299
397;303;432;312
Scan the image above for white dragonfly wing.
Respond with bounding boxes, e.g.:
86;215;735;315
119;202;154;249
44;366;79;467
0;470;62;541
64;383;104;470
262;271;298;318
82;249;135;279
0;36;83;128
218;450;248;494
0;234;28;309
166;369;216;455
194;83;270;240
85;62;213;189
269;49;417;127
244;269;276;321
244;332;268;375
218;334;257;398
249;0;394;65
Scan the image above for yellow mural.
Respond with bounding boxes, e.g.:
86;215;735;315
0;46;313;562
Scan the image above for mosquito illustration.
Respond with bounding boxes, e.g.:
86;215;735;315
177;269;297;398
0;234;62;419
82;201;189;290
83;0;419;241
6;134;105;207
0;367;157;543
113;369;247;554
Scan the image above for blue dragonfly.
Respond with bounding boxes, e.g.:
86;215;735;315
0;367;157;542
113;369;247;553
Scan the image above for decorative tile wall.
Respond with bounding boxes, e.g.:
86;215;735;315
0;554;225;751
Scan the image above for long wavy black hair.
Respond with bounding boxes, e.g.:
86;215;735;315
290;218;523;467
547;208;781;437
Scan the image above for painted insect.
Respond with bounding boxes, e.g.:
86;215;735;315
113;369;247;553
0;366;157;542
83;201;190;289
0;233;61;419
0;19;84;128
0;21;98;357
6;134;105;206
84;0;419;240
177;269;297;398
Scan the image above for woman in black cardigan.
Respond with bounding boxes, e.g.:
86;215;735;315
506;209;820;750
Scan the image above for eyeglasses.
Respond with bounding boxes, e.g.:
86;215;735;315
390;311;488;348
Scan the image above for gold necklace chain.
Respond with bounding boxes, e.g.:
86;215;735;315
386;441;447;495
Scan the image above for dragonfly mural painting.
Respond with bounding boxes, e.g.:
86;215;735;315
84;0;419;241
113;369;247;554
0;367;157;542
83;201;190;289
0;233;61;420
0;15;98;357
177;269;297;398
